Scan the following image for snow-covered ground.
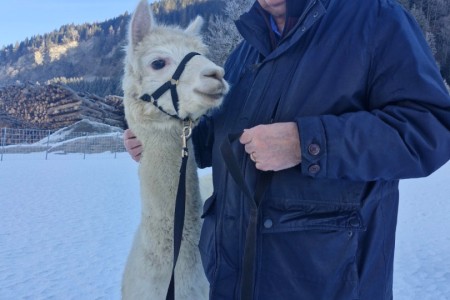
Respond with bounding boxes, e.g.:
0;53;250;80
0;153;449;299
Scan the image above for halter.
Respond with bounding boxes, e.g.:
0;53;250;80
139;52;200;121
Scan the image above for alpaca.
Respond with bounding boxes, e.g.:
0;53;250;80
121;1;228;299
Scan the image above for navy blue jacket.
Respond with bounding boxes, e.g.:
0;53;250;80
193;0;450;299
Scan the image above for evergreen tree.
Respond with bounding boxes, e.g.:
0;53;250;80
205;0;253;65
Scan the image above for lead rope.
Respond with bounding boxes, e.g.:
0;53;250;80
220;133;273;300
165;120;193;300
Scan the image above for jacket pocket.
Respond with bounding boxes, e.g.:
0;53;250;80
198;193;217;284
268;171;365;211
262;207;366;233
259;207;364;299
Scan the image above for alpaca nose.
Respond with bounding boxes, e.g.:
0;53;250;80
201;67;225;81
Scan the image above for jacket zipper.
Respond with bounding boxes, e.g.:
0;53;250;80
252;1;322;298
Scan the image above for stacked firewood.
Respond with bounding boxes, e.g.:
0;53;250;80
0;83;125;130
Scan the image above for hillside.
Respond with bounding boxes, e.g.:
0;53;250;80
1;0;449;97
0;0;223;97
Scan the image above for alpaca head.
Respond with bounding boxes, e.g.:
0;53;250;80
123;0;228;130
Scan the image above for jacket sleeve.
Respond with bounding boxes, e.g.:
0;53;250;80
297;2;450;181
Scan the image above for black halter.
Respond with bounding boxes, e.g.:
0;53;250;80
140;52;200;121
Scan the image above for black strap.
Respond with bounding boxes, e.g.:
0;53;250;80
220;133;273;300
172;52;200;81
140;52;200;121
140;91;179;119
165;145;189;300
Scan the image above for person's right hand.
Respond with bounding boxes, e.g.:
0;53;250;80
123;129;143;162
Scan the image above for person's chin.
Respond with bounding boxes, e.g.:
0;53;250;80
264;0;286;7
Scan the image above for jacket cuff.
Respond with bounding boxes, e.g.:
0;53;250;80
296;116;328;178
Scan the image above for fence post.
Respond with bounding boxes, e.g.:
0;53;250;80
45;130;51;160
114;133;118;159
1;128;6;162
83;134;87;160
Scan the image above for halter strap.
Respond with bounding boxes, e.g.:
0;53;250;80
140;52;200;121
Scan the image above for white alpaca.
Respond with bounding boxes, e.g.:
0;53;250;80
121;1;228;299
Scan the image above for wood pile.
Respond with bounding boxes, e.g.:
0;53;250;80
0;83;125;130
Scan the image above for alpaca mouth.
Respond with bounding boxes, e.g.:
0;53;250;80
194;89;225;101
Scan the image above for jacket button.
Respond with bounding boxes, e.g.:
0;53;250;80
308;164;321;174
308;143;321;156
263;219;273;229
349;217;361;228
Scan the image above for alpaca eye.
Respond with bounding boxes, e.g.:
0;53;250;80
151;59;166;70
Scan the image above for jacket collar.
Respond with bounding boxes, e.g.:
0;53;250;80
235;0;327;59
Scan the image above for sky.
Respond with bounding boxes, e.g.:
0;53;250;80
0;0;156;48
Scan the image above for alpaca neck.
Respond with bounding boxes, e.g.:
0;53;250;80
137;125;201;230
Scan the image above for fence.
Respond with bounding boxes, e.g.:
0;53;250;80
0;127;126;161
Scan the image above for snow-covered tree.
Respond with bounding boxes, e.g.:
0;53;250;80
205;0;253;66
409;5;438;56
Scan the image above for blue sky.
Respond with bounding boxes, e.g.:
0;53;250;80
0;0;156;48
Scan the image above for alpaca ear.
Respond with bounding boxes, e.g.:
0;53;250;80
185;16;204;35
130;0;155;47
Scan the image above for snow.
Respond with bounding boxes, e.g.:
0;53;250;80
0;153;140;299
0;153;449;299
35;119;124;146
394;163;450;299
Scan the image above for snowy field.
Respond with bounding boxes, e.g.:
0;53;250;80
0;153;449;299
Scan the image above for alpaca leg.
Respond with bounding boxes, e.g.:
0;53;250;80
122;227;168;299
174;240;209;300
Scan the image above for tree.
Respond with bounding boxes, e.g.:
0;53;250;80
205;0;253;66
409;5;438;56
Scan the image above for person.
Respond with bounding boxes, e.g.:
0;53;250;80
124;0;450;299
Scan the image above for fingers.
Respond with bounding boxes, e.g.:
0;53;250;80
239;127;260;163
239;129;253;144
240;128;259;154
123;129;143;162
128;145;143;162
237;123;301;172
123;128;135;140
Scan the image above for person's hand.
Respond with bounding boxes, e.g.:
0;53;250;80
239;122;301;171
123;129;143;162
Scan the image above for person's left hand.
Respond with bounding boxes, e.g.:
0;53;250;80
239;122;301;171
123;129;143;162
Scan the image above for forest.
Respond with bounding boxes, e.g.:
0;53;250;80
0;0;449;96
399;0;450;79
0;0;224;96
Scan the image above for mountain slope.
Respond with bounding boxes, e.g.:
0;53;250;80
0;0;223;96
